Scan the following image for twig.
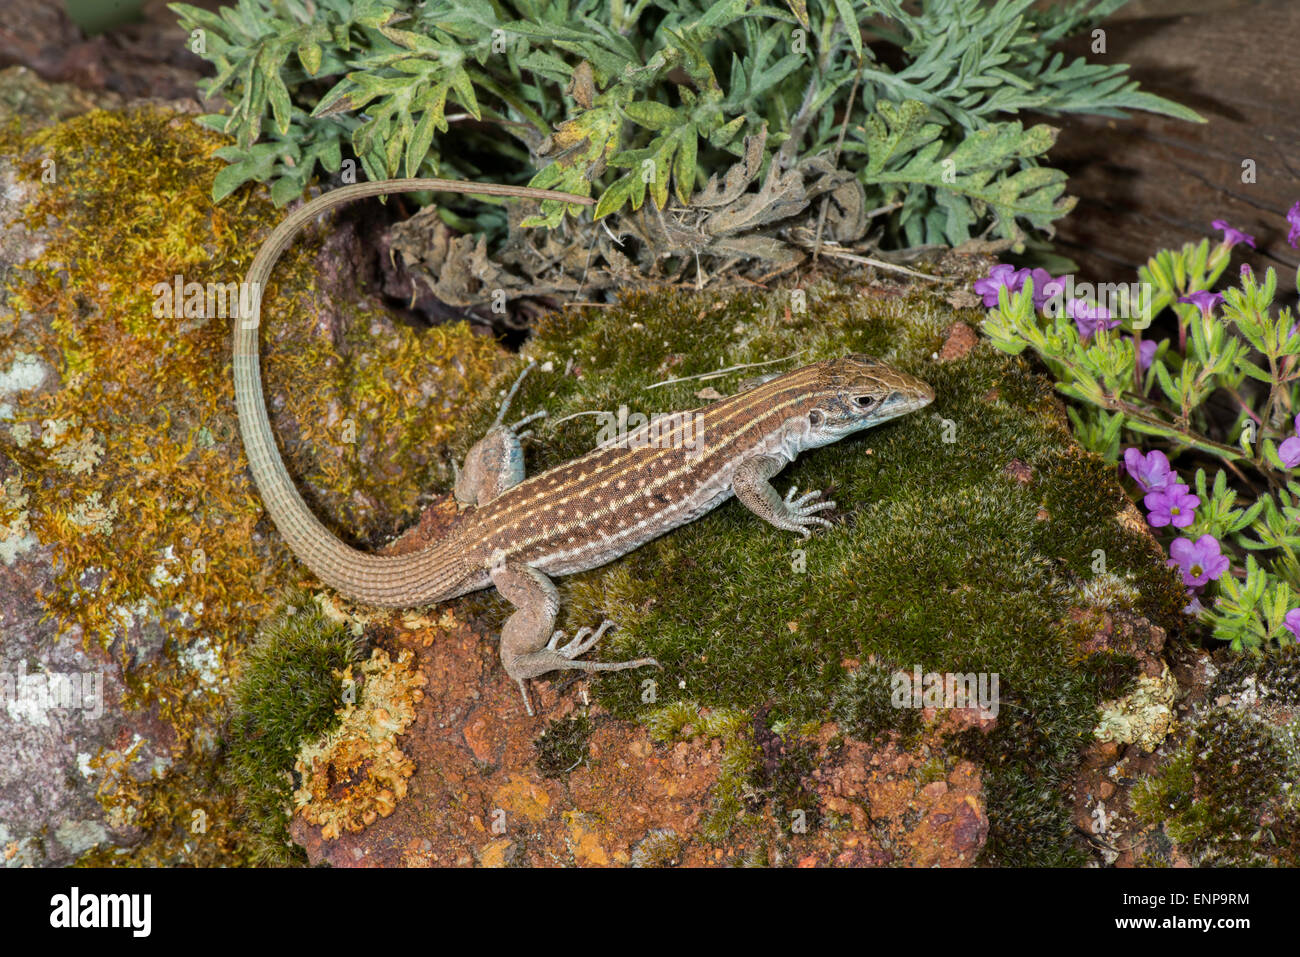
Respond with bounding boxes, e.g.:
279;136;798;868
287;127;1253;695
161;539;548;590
813;59;865;265
644;352;808;390
811;246;942;281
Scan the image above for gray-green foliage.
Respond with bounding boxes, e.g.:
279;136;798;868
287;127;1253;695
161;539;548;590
981;228;1300;652
172;0;1198;248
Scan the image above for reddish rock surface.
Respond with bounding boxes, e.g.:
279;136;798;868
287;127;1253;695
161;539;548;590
290;581;992;867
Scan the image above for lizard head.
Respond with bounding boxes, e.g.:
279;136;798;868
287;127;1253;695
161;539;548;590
800;355;934;446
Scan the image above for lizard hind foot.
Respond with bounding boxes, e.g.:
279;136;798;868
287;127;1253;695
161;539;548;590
516;619;658;677
508;619;659;713
546;619;616;659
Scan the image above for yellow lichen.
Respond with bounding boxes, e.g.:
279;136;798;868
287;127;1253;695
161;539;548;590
293;648;428;840
0;99;501;863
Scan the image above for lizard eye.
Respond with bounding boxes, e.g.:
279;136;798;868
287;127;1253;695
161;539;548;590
853;395;878;410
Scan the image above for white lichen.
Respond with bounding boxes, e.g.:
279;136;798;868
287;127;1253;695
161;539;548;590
1094;666;1178;751
0;352;51;420
68;491;119;534
0;476;37;564
50;430;105;475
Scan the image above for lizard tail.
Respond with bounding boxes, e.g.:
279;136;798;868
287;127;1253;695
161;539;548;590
232;178;593;607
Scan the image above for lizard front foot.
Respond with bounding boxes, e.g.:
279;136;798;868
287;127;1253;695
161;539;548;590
780;485;836;537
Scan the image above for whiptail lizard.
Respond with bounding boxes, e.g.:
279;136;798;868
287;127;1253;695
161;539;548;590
234;178;935;713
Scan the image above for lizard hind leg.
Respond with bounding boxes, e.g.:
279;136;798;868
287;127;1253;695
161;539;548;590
490;561;658;715
454;362;548;507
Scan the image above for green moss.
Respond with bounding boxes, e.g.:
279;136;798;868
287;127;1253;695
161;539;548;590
533;712;594;778
1211;644;1300;705
450;283;1186;865
643;700;704;742
830;661;923;746
1132;707;1299;865
224;591;363;866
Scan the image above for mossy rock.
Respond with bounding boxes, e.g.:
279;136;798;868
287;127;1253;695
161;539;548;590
439;283;1187;865
0;75;1192;866
1132;645;1300;866
0;82;501;865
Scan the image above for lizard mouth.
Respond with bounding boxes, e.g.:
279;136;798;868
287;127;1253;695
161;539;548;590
876;382;934;420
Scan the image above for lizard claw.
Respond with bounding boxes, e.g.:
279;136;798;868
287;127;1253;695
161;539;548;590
783;485;835;536
547;620;615;659
510;409;547;443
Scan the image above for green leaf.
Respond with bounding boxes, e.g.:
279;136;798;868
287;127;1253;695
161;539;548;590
298;41;323;76
831;0;863;61
593;174;636;219
673;127;698;203
624;100;679;132
212;162;255;203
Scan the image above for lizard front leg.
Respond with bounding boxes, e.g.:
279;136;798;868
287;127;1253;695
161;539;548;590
732;452;836;537
489;559;659;715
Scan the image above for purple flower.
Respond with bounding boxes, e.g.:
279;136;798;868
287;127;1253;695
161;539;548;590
1127;336;1158;373
1183;589;1205;616
973;264;1028;308
1124;448;1174;493
1027;268;1065;309
1177;290;1224;314
1167;535;1229;588
1287;201;1300;250
1068;299;1119;340
1280;437;1300;469
1145;482;1200;528
1242;263;1253;281
1211;219;1256;249
1285;608;1300;640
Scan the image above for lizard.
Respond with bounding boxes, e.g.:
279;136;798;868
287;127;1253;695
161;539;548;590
233;177;935;713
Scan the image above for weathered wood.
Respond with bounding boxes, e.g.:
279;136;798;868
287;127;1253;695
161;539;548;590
1044;0;1299;284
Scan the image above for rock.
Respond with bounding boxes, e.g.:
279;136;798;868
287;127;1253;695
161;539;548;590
0;68;502;864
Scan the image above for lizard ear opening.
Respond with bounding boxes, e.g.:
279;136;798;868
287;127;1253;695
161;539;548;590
809;409;824;426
